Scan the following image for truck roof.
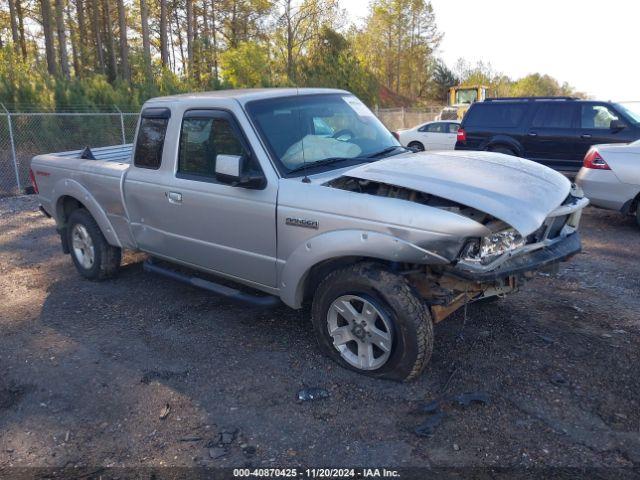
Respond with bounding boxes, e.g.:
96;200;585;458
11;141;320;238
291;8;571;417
145;88;350;106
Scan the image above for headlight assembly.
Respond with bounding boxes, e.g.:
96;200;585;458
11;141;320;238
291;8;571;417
461;229;525;265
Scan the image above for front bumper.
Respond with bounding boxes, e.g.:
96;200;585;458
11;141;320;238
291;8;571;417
448;232;581;282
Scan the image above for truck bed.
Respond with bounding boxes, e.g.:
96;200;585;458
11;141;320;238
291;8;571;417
32;143;133;187
31;144;136;249
47;144;134;164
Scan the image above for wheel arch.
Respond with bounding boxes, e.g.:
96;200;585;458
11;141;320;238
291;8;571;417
484;135;523;156
52;179;121;248
301;256;386;306
621;191;640;216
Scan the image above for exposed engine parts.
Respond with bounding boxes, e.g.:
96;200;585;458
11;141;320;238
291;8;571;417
327;176;509;231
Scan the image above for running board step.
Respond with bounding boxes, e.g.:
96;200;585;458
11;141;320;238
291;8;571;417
143;260;281;308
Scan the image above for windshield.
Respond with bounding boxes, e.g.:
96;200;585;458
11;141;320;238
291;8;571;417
246;94;400;175
615;102;640;125
455;88;478;105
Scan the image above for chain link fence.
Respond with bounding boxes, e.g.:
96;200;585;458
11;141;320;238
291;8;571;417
376;106;445;132
0;106;139;198
0;104;444;198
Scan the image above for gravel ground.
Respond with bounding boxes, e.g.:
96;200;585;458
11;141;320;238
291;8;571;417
0;195;639;472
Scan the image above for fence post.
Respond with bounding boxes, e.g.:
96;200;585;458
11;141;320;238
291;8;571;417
2;103;22;193
401;107;406;129
115;105;126;144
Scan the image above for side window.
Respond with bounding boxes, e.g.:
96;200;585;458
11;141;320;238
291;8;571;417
426;123;446;133
177;113;252;180
448;123;460;133
532;104;575;129
581;105;620;129
134;114;169;169
465;104;527;128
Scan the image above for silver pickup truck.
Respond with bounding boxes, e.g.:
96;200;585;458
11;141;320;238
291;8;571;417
30;88;588;381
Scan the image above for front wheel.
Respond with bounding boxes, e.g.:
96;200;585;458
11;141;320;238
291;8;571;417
408;141;425;152
311;262;433;381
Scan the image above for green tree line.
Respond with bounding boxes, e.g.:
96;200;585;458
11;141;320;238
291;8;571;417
0;0;582;111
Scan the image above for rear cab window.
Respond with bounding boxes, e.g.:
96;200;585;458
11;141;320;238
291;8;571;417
134;107;171;169
464;103;528;129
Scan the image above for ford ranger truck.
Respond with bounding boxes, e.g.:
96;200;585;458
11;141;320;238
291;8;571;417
30;88;588;381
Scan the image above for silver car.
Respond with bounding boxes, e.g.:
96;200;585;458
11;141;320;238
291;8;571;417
576;140;640;227
30;88;588;381
396;120;461;151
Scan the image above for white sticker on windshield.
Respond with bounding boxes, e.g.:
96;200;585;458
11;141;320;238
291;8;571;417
342;96;374;117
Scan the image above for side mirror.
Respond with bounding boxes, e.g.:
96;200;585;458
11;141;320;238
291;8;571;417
610;119;626;131
215;154;266;189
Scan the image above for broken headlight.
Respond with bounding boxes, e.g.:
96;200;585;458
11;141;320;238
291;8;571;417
461;229;525;265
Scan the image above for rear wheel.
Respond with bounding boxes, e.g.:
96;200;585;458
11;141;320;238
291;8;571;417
67;209;121;280
408;141;425;152
311;262;433;382
490;146;516;156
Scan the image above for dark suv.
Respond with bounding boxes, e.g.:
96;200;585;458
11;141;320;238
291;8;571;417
455;97;640;173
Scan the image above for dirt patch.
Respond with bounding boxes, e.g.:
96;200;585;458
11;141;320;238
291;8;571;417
0;382;29;411
1;195;639;470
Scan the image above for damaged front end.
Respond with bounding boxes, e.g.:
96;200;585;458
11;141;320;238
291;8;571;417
327;176;587;323
405;269;521;322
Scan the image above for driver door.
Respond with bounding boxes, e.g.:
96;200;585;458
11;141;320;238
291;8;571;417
127;109;278;288
419;122;447;150
576;103;633;162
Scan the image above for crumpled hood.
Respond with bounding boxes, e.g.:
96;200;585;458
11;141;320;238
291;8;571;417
343;150;571;236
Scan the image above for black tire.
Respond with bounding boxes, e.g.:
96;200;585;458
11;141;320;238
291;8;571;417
66;209;121;280
311;262;433;382
490;146;517;156
408;141;425;152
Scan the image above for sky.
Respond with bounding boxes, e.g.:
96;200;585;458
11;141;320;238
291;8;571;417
343;0;640;101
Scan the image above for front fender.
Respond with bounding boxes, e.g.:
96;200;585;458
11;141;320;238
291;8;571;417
278;229;450;308
52;178;122;248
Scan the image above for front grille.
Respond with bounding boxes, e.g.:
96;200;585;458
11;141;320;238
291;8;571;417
547;215;568;239
526;193;581;244
528;214;568;243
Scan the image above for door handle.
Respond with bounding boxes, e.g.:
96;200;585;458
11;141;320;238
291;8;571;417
166;191;183;204
528;132;538;137
581;134;592;139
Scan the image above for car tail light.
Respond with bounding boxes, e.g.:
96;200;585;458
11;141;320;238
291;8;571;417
583;149;610;170
457;128;467;142
391;131;399;140
29;168;39;194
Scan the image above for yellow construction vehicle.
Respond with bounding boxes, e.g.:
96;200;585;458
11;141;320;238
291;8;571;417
440;85;489;120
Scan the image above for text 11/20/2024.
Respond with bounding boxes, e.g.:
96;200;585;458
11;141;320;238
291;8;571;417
232;468;401;478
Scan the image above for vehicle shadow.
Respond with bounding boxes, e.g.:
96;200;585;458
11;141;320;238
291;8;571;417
3;250;523;466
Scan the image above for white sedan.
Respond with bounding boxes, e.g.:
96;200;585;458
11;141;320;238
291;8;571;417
576;140;640;227
396;121;461;151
